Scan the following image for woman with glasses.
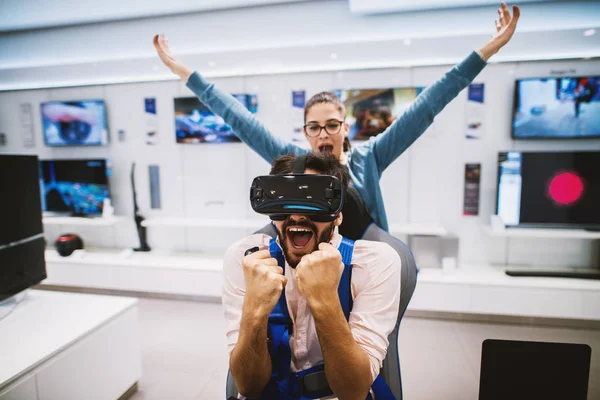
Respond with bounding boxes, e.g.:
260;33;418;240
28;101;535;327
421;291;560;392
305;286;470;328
154;3;520;237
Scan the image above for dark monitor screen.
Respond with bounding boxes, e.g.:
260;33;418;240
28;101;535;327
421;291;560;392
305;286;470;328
496;151;600;229
479;339;591;400
40;159;110;216
41;100;109;146
0;155;46;301
512;77;600;139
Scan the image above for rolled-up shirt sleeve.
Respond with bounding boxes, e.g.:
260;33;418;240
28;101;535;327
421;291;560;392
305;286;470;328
222;234;270;356
347;241;402;382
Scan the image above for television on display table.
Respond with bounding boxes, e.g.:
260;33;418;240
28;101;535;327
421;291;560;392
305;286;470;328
39;159;111;216
0;155;47;302
512;77;600;139
41;100;109;146
496;151;600;229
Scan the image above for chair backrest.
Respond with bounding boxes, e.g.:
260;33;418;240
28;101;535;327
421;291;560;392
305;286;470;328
360;223;418;400
225;223;418;399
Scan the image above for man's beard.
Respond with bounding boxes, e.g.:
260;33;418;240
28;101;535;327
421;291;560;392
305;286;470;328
278;218;335;268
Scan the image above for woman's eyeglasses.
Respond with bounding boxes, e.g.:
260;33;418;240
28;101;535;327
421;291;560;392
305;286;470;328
303;120;344;137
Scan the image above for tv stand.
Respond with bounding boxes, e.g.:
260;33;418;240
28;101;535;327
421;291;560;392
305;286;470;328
506;268;600;280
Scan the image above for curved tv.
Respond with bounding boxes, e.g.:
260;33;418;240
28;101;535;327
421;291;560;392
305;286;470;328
512;77;600;139
41;100;109;146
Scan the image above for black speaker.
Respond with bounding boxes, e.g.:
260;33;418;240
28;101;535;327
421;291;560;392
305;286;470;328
55;234;84;257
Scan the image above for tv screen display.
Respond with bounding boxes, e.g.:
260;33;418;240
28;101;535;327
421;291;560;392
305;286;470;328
40;159;110;216
174;94;257;144
513;77;600;139
496;151;600;229
0;155;46;301
41;100;109;146
335;88;424;141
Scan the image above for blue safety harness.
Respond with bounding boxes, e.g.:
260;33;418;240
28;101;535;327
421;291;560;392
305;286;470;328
256;236;395;400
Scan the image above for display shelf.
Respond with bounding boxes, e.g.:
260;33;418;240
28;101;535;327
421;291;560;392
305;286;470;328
484;225;600;240
141;217;270;229
44;248;223;271
389;223;447;236
42;216;124;227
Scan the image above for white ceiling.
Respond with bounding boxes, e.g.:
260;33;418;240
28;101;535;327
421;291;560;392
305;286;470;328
0;0;313;32
348;0;553;14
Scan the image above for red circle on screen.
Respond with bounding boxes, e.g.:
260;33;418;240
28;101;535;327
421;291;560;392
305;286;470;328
548;172;584;205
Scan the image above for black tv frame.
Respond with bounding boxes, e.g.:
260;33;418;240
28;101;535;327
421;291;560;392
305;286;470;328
40;99;110;147
495;150;600;230
511;76;600;140
39;158;111;217
0;155;47;302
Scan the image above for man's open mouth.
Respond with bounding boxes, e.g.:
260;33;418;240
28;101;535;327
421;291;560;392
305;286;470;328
318;144;334;153
287;227;314;249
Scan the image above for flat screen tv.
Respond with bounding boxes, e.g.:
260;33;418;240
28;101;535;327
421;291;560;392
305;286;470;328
496;151;600;229
41;100;109;146
512;77;600;139
335;87;424;141
174;94;258;144
40;159;110;216
0;155;46;302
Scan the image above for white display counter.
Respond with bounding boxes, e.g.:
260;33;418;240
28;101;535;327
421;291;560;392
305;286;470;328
0;290;141;400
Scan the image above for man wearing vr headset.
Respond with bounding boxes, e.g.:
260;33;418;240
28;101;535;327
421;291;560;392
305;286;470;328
223;152;401;400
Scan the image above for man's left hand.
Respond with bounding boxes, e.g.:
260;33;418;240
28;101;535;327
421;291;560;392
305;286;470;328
295;242;343;307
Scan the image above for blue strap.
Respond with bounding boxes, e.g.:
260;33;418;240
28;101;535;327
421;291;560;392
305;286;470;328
367;375;396;400
264;238;292;399
338;237;355;321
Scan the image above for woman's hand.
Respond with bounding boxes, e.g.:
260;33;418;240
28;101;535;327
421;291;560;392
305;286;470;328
479;2;521;61
153;33;194;81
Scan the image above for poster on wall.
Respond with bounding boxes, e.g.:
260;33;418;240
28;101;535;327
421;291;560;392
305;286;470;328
463;163;481;216
291;90;310;146
465;83;485;139
145;98;159;145
20;103;35;147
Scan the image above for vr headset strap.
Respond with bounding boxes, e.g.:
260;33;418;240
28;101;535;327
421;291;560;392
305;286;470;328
293;155;308;174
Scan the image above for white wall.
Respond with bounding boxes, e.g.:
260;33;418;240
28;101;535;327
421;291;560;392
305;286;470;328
1;57;599;266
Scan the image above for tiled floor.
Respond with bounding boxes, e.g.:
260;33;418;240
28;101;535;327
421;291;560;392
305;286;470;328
129;298;600;400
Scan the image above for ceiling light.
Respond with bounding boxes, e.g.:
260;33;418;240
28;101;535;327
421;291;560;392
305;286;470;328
583;29;596;37
208;61;216;67
330;53;338;60
404;39;412;46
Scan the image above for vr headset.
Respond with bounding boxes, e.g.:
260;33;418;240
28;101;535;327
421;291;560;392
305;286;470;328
249;155;345;222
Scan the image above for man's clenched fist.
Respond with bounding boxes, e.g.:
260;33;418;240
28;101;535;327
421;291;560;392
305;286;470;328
295;242;343;307
242;249;288;317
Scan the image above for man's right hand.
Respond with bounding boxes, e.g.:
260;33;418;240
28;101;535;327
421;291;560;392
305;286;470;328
242;249;287;317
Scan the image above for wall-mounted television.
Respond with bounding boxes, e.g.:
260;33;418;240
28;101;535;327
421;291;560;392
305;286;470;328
512;77;600;139
0;155;46;302
40;159;110;216
496;151;600;229
41;100;109;146
174;94;257;144
335;88;424;141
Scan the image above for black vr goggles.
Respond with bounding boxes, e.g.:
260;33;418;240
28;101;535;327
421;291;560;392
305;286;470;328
249;156;345;222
